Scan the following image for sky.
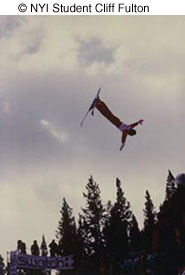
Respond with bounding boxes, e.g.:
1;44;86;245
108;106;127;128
0;15;185;258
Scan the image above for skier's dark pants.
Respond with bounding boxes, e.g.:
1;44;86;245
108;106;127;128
96;100;122;128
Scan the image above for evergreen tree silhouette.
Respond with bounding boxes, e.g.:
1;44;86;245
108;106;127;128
82;176;105;263
40;235;48;256
129;214;141;253
164;183;185;233
0;255;6;275
74;214;87;270
143;190;156;252
165;170;176;201
104;178;132;261
56;198;77;257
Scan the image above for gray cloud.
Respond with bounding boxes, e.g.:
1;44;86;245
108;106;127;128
78;37;115;66
23;37;42;55
0;16;23;40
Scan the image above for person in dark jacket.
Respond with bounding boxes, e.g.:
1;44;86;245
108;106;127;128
49;240;58;257
31;240;40;256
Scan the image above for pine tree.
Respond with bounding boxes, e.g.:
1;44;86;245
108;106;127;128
164;183;185;234
73;214;87;270
165;170;176;201
104;178;132;261
82;176;105;260
56;198;77;257
104;200;113;226
40;235;48;256
0;255;6;275
129;214;141;253
143;190;156;252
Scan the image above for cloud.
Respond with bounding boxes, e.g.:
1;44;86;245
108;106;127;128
77;37;115;66
22;31;42;55
0;16;23;40
40;119;69;144
0;101;11;115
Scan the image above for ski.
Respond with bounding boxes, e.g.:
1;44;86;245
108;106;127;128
80;87;101;127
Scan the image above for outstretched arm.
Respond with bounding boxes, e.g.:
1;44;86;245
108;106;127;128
130;119;144;129
120;130;128;151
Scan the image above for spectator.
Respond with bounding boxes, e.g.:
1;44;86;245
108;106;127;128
17;240;27;254
31;240;40;256
49;240;58;257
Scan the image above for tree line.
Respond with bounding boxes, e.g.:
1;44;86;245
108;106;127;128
2;170;185;274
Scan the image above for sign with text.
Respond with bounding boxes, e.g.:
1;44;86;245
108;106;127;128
10;252;74;271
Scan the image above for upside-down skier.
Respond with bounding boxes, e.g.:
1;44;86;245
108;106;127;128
80;88;144;150
94;97;144;150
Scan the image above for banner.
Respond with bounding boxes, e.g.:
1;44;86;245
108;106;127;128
10;252;74;271
9;252;18;275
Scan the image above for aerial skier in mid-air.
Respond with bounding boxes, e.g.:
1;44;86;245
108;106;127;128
80;88;144;151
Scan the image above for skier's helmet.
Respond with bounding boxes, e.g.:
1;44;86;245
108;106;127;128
128;129;137;136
